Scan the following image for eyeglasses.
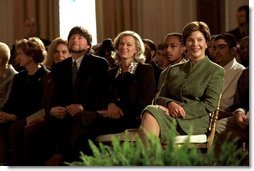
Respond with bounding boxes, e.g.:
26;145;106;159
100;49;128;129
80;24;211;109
213;44;228;51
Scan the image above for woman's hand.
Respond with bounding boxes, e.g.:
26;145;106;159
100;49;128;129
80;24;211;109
167;102;186;118
97;103;123;119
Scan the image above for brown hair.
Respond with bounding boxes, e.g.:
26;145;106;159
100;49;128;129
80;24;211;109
182;21;211;45
15;37;47;63
67;26;92;52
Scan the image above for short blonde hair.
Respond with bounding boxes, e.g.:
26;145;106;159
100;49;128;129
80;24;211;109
112;30;146;65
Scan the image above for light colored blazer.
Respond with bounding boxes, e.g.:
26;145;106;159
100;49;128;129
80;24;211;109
156;57;224;134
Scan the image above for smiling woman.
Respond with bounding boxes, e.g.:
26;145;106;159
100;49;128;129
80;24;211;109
59;0;97;45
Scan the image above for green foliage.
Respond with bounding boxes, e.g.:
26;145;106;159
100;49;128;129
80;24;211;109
67;133;248;166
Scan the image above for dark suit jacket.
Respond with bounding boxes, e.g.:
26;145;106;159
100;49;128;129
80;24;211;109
2;65;50;119
52;53;109;111
108;63;156;121
89;63;156;136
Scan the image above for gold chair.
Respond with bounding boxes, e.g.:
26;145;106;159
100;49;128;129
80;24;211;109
169;94;221;150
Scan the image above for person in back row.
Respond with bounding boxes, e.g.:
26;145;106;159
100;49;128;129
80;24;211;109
227;5;249;43
139;21;224;145
43;37;70;70
157;33;187;90
143;38;162;91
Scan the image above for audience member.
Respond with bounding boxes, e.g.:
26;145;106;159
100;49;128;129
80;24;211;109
0;42;18;165
45;26;109;165
213;33;245;118
157;33;187;90
0;37;49;165
216;67;249;153
95;38;116;68
238;36;249;67
227;5;249;43
206;34;217;62
90;30;156;136
154;43;170;70
42;37;71;116
143;38;163;90
0;42;18;110
139;21;224;145
143;38;156;64
43;37;70;69
23;18;51;48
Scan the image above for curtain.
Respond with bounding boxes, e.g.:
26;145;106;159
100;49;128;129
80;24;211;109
0;0;59;47
96;0;139;42
95;0;197;45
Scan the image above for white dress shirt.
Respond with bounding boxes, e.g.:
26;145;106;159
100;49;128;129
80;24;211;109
220;58;245;111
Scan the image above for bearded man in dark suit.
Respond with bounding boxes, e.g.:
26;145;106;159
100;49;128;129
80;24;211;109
46;26;109;165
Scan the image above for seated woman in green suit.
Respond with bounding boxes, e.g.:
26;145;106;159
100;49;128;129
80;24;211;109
139;21;225;144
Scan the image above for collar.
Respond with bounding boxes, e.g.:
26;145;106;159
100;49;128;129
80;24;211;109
72;55;84;70
115;61;138;78
223;58;237;72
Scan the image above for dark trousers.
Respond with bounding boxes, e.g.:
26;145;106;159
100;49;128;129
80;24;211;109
47;111;98;163
8;119;51;166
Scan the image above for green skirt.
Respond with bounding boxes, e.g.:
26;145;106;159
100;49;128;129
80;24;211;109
142;105;186;144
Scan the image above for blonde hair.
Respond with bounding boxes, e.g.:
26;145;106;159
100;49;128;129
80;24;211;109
112;30;146;65
44;37;68;68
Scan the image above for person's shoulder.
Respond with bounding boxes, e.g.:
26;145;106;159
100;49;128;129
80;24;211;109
87;53;109;65
138;62;152;68
169;60;187;71
207;58;223;69
227;27;240;35
233;60;245;70
52;57;72;71
13;69;27;81
136;63;154;72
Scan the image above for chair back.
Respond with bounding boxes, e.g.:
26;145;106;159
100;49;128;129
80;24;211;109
207;94;222;149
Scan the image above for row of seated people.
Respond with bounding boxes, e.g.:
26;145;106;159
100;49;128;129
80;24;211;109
0;20;248;166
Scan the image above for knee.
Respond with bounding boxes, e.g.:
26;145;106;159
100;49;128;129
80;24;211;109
141;111;157;125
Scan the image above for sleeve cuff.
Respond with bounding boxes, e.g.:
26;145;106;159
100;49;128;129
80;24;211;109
233;108;246;117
